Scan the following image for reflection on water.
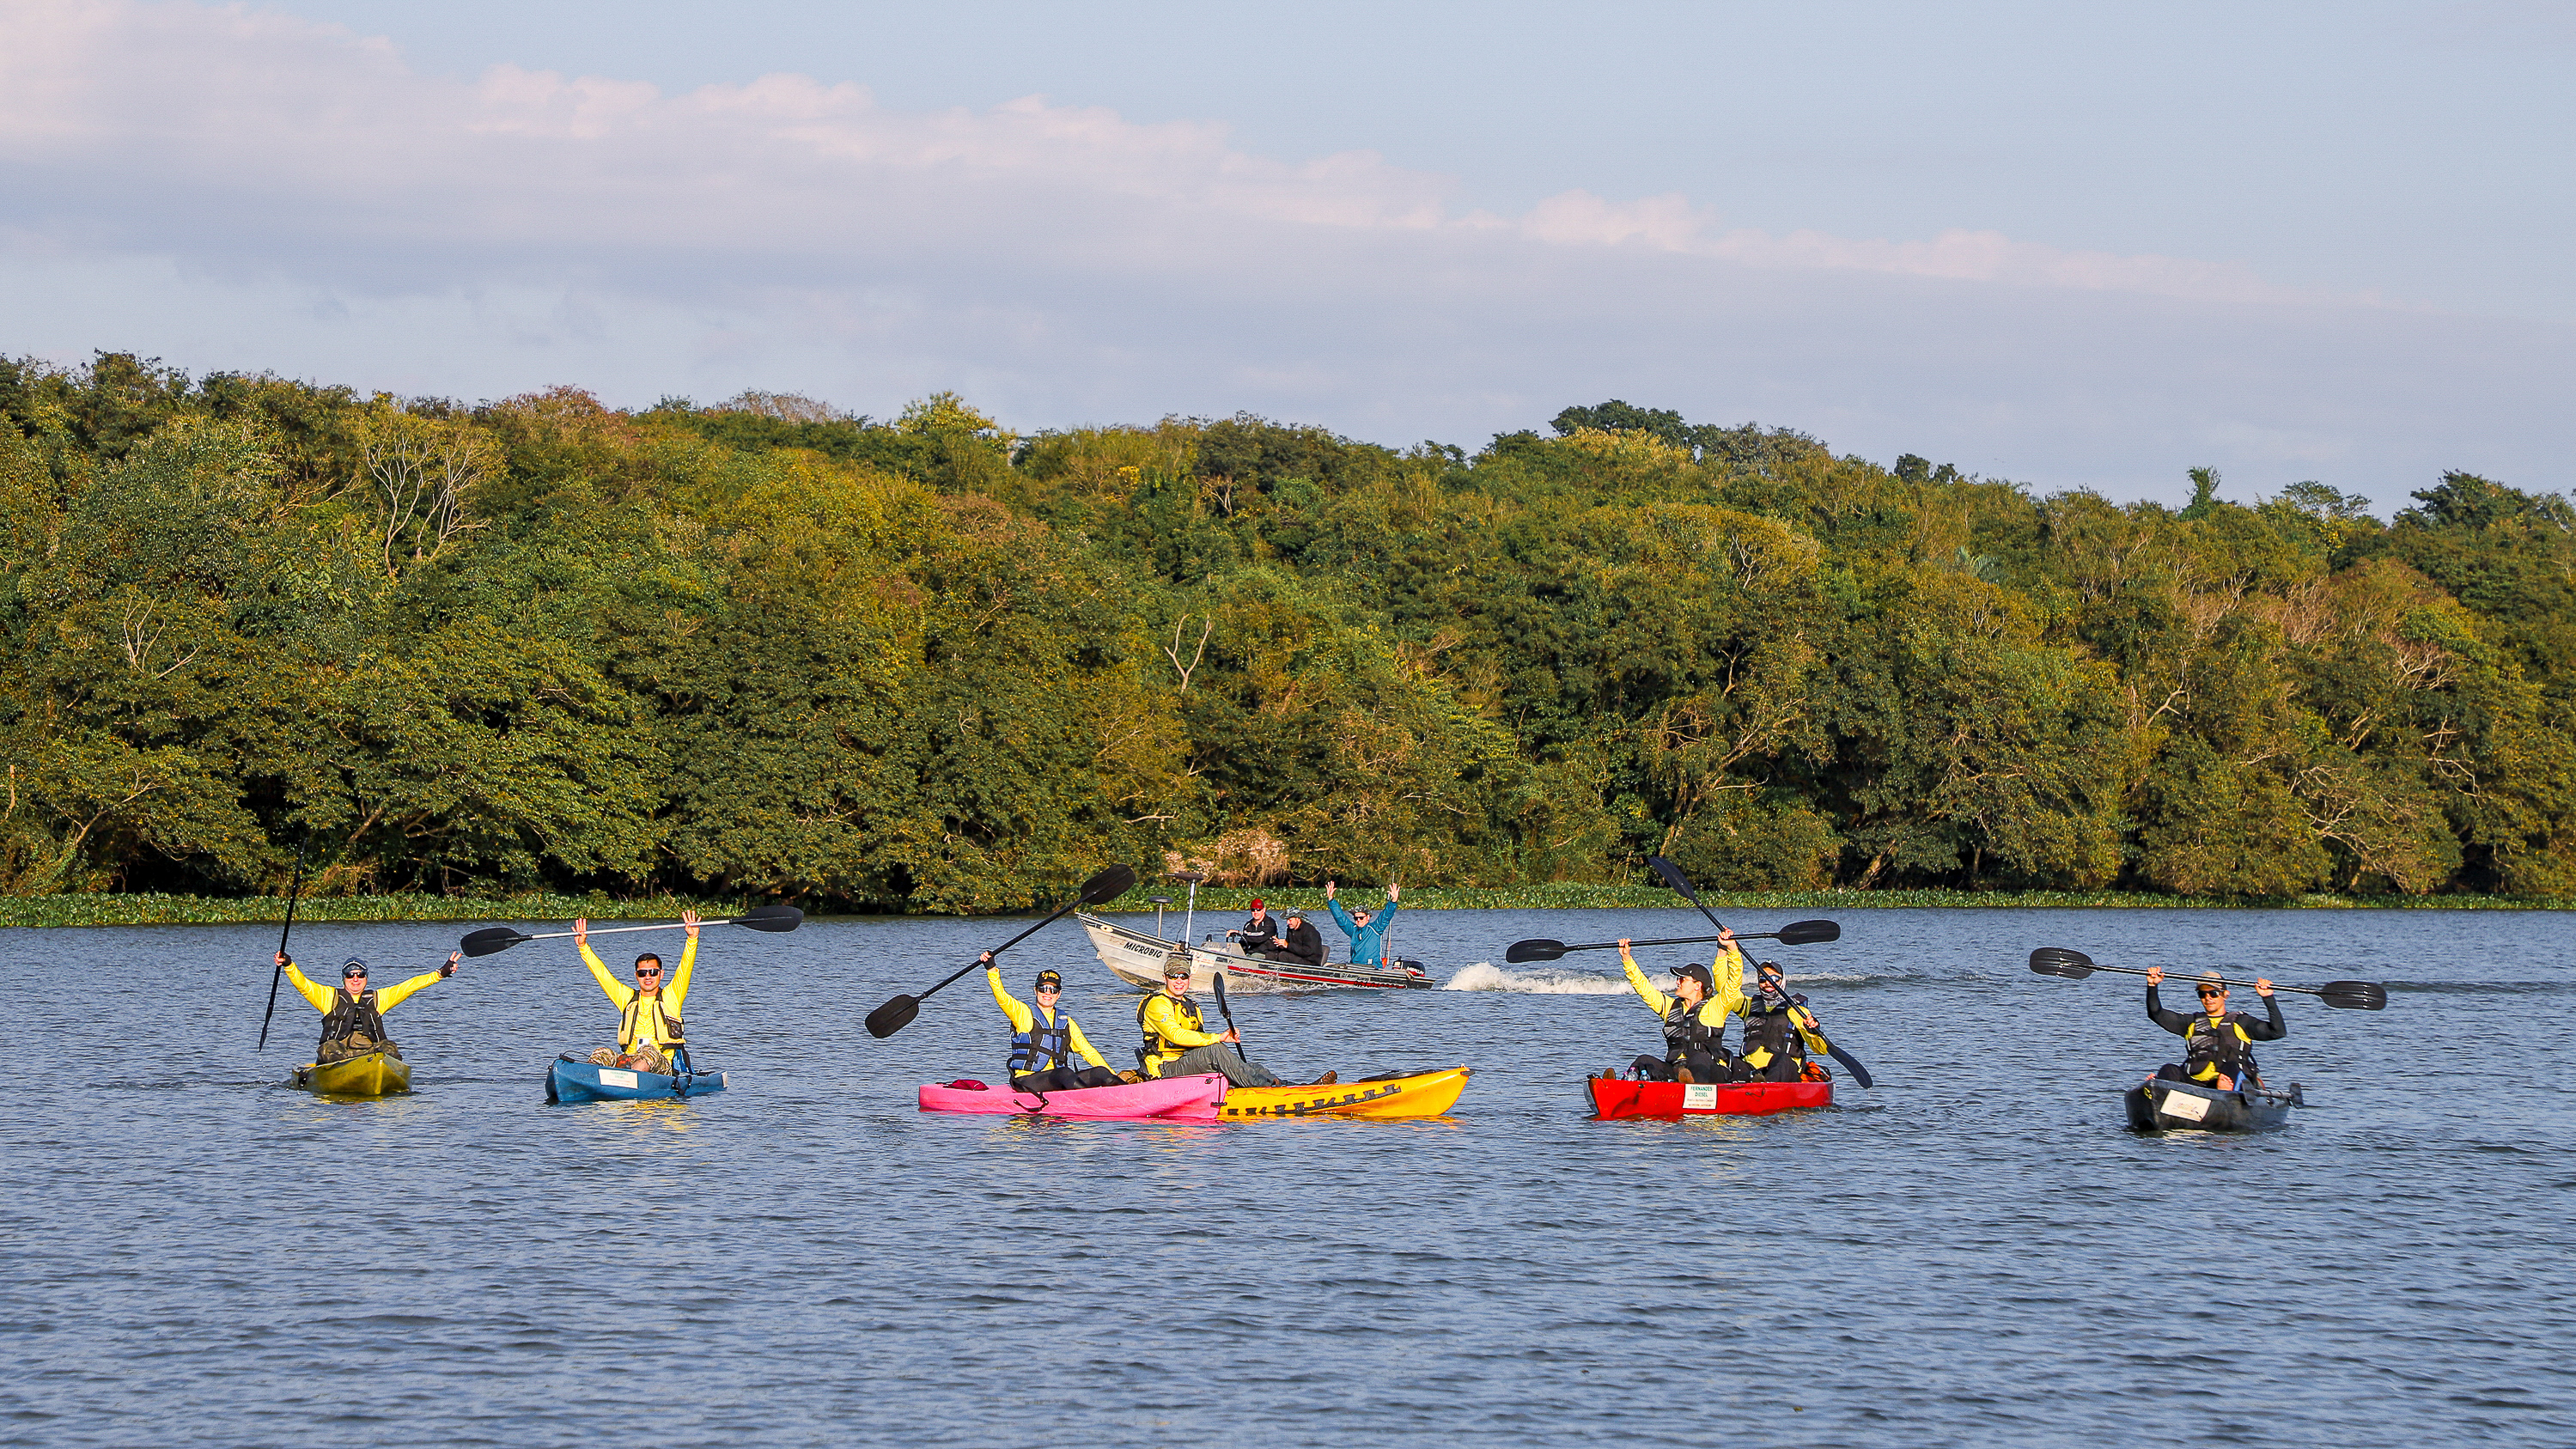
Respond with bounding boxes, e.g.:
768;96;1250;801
4;905;2573;1446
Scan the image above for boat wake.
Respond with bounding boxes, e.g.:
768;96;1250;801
1442;963;1637;995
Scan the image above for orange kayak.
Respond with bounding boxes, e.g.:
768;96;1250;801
1587;1076;1830;1119
1221;1066;1471;1119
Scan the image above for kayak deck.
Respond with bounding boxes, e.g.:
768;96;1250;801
2124;1078;2304;1133
1588;1075;1830;1119
1222;1066;1471;1119
546;1054;727;1103
917;1073;1225;1120
294;1052;411;1097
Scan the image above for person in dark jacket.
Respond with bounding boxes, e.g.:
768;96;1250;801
1269;909;1328;969
2144;967;2285;1089
1230;899;1284;956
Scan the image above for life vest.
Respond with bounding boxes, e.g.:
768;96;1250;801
320;988;390;1051
1009;1009;1075;1074
1136;992;1203;1072
1739;1000;1809;1070
1661;997;1725;1058
2183;1013;2256;1082
620;991;685;1050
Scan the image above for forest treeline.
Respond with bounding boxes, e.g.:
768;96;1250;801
3;354;2571;910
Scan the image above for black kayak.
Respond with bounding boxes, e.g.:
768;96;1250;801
2124;1077;2305;1133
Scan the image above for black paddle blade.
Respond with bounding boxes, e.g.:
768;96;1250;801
734;904;803;933
460;926;530;958
2028;947;2095;978
1505;938;1568;963
1826;1043;1874;1089
1078;864;1138;906
865;995;920;1039
1775;919;1839;947
2319;980;2388;1011
1646;855;1698;898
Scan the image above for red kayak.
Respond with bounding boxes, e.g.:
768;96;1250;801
1588;1076;1832;1119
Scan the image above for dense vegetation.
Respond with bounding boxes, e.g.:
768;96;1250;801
4;355;2569;911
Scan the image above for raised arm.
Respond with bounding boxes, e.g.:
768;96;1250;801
984;956;1034;1032
1617;941;1672;1015
575;920;633;1008
373;952;459;1012
278;955;333;1013
2244;982;2287;1040
2142;970;2193;1035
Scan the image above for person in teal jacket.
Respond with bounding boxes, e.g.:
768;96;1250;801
1324;879;1401;965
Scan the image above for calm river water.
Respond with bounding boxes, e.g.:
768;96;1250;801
4;905;2571;1446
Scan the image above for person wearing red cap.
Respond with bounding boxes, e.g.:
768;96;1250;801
1230;898;1284;957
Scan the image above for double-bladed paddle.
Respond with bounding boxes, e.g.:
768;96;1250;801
458;904;805;959
255;836;310;1051
2027;947;2387;1011
1505;921;1839;964
1645;855;1874;1088
865;865;1137;1039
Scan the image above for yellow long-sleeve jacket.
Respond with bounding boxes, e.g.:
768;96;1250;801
581;935;697;1050
283;959;445;1014
1622;942;1751;1034
986;966;1110;1072
1136;990;1226;1077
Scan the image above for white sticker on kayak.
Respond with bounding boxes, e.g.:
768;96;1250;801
599;1068;638;1088
2161;1091;2211;1122
1683;1083;1718;1110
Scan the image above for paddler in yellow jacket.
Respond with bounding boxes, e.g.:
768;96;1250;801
1136;952;1326;1087
574;910;697;1074
1616;933;1748;1083
1739;959;1834;1081
980;954;1134;1091
273;950;460;1062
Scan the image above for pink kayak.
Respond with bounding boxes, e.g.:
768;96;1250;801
916;1074;1227;1121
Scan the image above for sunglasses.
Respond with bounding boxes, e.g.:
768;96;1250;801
636;968;663;978
343;972;368;981
1036;984;1062;993
2196;988;2224;998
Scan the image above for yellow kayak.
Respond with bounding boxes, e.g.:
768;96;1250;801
1221;1066;1471;1119
292;1052;412;1097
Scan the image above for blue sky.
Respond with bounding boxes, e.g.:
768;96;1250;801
3;0;2569;509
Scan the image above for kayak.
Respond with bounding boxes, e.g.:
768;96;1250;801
1222;1066;1472;1119
545;1054;727;1104
2124;1077;2304;1133
917;1073;1225;1121
293;1051;411;1097
1076;913;1432;992
1588;1075;1831;1119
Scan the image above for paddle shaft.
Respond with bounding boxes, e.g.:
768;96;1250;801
908;892;1106;1006
528;916;771;945
2064;959;2335;1002
1546;929;1819;956
256;839;309;1051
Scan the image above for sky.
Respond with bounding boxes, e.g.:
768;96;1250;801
2;0;2570;510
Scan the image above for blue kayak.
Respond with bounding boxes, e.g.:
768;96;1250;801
545;1053;728;1103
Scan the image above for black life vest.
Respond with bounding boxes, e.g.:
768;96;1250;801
320;987;390;1050
1662;996;1724;1058
1009;1008;1075;1073
1136;991;1203;1066
1739;999;1809;1067
2183;1013;2256;1080
620;991;685;1050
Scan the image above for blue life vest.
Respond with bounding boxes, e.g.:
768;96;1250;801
1009;1010;1075;1073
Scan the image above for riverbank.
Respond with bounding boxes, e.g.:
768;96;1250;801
4;883;2568;928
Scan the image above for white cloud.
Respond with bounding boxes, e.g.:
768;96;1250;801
0;0;2566;508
